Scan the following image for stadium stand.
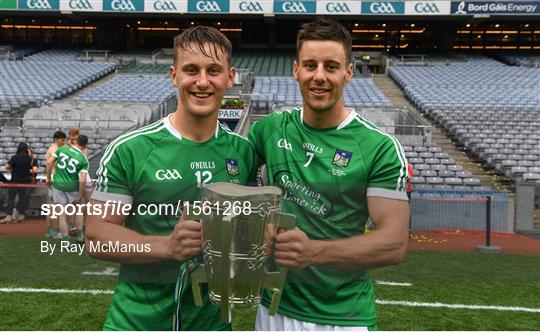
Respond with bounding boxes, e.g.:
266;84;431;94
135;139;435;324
0;49;116;117
122;64;170;74
74;74;175;103
405;141;483;189
388;55;540;185
498;52;540;68
251;77;392;110
0;45;40;60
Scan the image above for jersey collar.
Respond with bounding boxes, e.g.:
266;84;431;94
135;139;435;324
163;114;220;140
70;145;83;154
299;107;357;130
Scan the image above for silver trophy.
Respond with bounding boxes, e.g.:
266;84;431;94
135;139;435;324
187;182;295;323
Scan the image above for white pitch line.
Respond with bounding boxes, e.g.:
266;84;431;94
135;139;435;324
0;287;113;295
81;267;118;276
375;280;413;287
376;299;540;313
1;288;539;313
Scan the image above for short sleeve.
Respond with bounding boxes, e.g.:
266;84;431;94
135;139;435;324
80;157;89;173
248;120;264;163
244;138;259;184
91;145;133;205
367;136;409;201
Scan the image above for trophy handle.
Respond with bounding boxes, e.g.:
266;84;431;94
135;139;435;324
263;212;296;315
185;201;207;307
191;265;206;307
219;214;233;323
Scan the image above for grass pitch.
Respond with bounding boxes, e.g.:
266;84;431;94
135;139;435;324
1;236;539;330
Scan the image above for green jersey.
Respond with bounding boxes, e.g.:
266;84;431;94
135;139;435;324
248;108;408;327
52;145;88;192
92;116;257;331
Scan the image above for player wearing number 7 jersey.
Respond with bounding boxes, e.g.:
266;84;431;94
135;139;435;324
46;135;89;242
85;26;258;331
249;18;410;330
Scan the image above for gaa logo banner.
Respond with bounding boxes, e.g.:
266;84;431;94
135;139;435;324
60;0;102;11
405;1;450;15
316;1;360;15
361;1;405;14
104;0;143;11
188;0;229;12
273;0;316;14
19;0;59;10
230;0;272;13
145;0;186;12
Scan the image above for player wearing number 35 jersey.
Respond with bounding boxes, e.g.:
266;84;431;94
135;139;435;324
47;135;89;242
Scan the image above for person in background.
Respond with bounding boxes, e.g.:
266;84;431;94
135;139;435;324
406;163;414;237
46;135;89;243
44;131;66;238
1;143;33;223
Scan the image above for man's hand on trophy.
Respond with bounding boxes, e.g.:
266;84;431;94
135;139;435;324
264;223;278;258
274;228;318;269
169;205;203;262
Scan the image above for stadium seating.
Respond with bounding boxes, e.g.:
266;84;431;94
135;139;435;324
122;64;170;74
389;56;539;113
498;53;540;68
251;76;392;110
389;55;540;184
0;49;116;114
406;141;484;190
0;100;161;168
75;74;175;103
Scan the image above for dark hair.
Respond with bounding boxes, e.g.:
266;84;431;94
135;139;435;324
297;17;352;64
173;25;232;67
53;130;67;140
77;135;88;147
16;142;29;155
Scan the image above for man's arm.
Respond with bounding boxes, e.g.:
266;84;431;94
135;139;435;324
85;200;202;264
274;196;409;270
45;154;56;185
78;171;87;202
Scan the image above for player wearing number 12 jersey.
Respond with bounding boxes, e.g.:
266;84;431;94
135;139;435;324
86;26;257;331
249;18;410;330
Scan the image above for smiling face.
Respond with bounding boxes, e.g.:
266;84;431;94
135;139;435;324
169;43;235;119
294;40;352;116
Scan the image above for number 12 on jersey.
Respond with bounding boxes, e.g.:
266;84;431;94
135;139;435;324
195;171;212;188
